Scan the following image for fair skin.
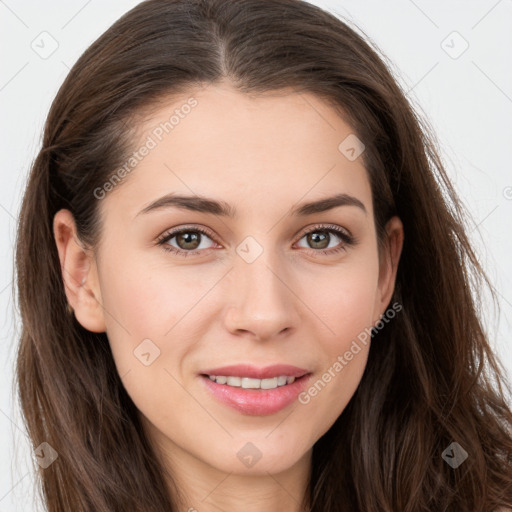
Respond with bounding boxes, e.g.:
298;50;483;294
53;82;403;511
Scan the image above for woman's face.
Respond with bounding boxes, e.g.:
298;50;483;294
55;82;403;478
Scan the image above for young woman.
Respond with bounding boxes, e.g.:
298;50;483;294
14;0;512;510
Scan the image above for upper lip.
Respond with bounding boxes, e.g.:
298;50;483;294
200;364;310;379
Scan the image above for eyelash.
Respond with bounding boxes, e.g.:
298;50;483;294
155;223;357;258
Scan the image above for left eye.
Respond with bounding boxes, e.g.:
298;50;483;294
296;228;346;251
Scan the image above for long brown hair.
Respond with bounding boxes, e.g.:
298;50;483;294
14;0;512;510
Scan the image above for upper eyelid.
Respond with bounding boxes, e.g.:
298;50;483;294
158;224;216;242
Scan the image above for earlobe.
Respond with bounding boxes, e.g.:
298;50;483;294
376;215;404;318
53;209;107;333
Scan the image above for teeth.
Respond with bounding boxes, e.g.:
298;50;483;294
207;375;297;389
277;376;287;386
242;377;261;389
227;376;241;387
260;377;278;389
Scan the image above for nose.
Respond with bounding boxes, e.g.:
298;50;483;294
223;246;301;341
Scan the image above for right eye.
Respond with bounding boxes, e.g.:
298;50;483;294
156;226;219;257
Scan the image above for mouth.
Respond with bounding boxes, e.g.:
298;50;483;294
198;366;312;416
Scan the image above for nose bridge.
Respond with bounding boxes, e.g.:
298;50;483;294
235;233;288;302
225;233;299;337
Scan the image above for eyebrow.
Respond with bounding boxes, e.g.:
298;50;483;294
135;192;367;218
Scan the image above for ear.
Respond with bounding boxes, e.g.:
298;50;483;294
374;215;404;323
53;209;106;333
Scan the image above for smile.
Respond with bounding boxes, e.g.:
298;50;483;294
200;373;311;415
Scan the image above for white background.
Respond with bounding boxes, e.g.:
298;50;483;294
1;1;511;510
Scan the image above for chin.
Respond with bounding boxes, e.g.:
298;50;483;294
205;436;311;475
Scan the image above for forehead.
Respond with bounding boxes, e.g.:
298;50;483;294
100;83;372;222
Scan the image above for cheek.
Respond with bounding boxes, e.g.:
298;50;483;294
98;252;208;381
100;251;209;338
300;253;380;345
98;256;208;428
293;255;379;433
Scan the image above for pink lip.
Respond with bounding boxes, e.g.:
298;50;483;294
199;364;312;416
200;364;309;379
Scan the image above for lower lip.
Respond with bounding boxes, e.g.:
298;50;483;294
200;374;312;416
